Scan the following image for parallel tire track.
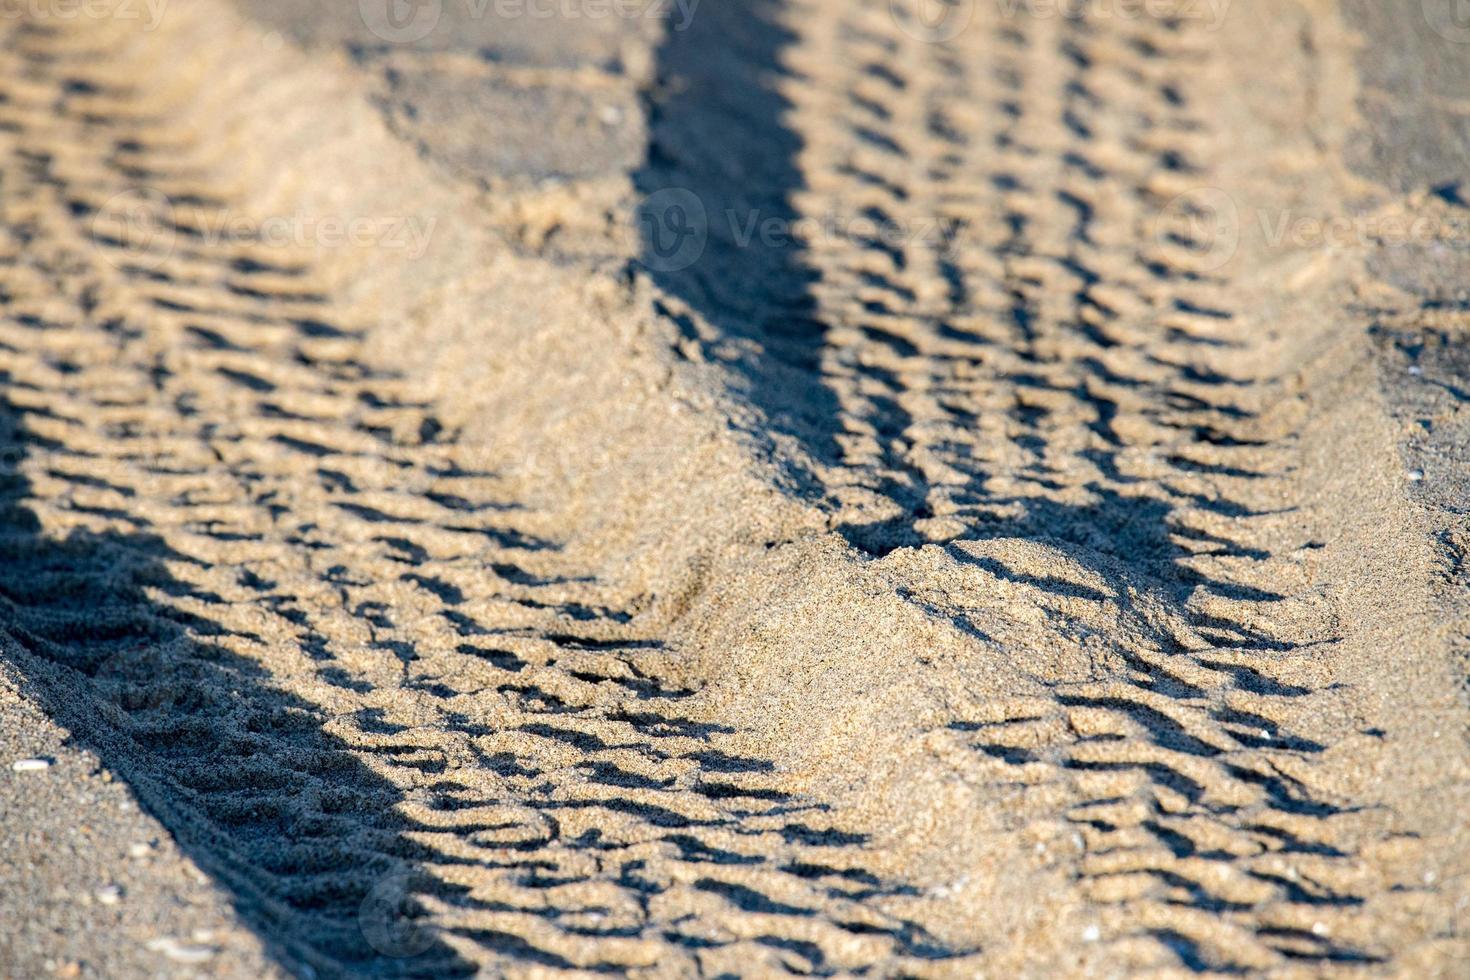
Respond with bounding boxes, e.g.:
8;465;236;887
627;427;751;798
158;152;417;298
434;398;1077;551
638;0;1450;972
0;13;971;977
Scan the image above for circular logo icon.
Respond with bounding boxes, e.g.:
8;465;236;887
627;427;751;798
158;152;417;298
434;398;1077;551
359;0;443;44
93;649;178;713
90;188;176;272
360;871;435;958
890;0;974;44
1424;0;1470;44
1153;187;1240;273
638;187;708;274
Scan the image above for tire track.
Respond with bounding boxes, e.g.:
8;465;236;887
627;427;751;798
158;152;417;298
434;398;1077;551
0;10;973;977
2;1;1466;976
636;0;1457;972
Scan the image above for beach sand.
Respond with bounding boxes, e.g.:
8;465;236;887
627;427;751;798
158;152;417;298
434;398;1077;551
1;0;1468;975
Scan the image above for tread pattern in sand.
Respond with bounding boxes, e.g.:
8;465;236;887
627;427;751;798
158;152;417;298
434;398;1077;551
0;17;969;977
638;0;1428;971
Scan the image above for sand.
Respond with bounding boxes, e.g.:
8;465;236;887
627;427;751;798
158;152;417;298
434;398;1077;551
0;0;1467;976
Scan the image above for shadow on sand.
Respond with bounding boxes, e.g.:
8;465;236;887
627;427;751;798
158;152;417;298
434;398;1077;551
0;388;473;977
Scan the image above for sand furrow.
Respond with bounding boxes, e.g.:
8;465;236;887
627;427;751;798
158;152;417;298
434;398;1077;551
635;0;1470;972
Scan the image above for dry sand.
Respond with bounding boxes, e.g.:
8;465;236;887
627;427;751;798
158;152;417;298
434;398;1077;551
0;0;1468;976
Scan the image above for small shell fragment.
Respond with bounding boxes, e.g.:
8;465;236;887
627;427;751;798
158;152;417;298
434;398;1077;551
144;938;218;964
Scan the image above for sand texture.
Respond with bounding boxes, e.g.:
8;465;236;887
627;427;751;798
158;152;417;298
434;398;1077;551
0;0;1467;976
